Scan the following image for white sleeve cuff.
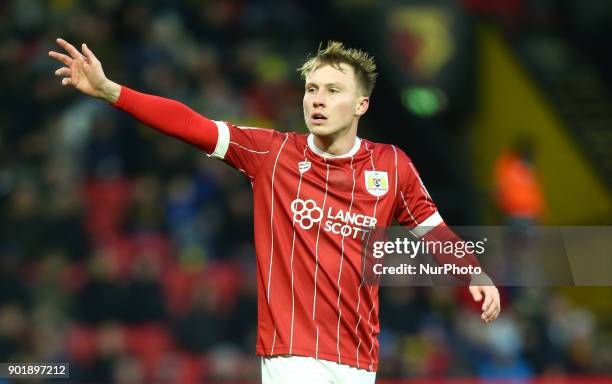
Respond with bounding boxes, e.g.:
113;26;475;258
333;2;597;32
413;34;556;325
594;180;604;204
207;120;230;159
410;211;443;238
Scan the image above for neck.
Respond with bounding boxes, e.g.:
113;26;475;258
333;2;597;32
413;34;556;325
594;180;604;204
312;126;358;156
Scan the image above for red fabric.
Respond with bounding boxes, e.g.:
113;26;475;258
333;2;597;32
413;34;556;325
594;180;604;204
421;223;482;283
109;86;482;372
218;125;442;372
113;86;218;154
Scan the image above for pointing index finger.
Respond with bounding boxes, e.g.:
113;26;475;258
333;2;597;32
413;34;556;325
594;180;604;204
56;38;84;60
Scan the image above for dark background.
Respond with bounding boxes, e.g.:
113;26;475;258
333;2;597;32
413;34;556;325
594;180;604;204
1;0;611;382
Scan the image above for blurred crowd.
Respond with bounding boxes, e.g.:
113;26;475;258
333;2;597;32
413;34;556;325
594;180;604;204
0;0;610;382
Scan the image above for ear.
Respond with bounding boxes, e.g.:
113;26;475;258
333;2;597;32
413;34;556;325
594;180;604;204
355;96;369;117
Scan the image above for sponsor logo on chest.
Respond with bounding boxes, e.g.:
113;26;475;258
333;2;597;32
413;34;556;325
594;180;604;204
290;198;377;239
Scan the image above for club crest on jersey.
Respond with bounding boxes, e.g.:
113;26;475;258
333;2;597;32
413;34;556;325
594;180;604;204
365;171;389;197
298;161;311;174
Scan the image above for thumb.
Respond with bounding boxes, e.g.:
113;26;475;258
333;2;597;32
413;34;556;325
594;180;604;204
470;286;483;302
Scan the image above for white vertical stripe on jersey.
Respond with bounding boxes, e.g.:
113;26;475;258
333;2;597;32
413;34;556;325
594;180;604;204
359;143;381;369
337;156;357;364
267;135;288;355
313;164;329;358
312;165;330;321
271;328;277;354
392;145;399;200
399;190;419;225
408;162;435;211
366;284;376;365
209;121;230;159
289;148;308;354
266;134;289;303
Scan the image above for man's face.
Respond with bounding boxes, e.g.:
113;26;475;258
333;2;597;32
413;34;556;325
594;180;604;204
303;63;368;138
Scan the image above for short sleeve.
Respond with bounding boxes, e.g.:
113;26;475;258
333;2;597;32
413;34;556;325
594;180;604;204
208;121;284;180
393;147;443;238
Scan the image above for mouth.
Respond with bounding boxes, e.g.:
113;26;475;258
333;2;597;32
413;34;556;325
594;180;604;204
310;112;328;125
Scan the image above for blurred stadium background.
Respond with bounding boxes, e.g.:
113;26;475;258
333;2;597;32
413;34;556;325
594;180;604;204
1;0;611;383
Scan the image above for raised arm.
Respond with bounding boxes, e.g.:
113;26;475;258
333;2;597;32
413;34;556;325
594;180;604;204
48;38;217;153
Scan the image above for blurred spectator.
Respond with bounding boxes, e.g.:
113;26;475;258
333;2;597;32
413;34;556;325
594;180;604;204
225;267;258;352
478;314;533;378
124;174;167;234
74;249;127;324
0;304;27;361
173;283;223;354
124;252;166;323
494;136;545;225
0;0;610;381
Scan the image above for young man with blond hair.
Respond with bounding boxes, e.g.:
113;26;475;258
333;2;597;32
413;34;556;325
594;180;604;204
50;39;500;383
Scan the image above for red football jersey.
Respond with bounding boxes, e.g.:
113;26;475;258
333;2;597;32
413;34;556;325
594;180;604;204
209;121;443;372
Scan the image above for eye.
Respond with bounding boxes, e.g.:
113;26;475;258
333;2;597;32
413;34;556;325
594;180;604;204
306;87;316;94
329;88;339;94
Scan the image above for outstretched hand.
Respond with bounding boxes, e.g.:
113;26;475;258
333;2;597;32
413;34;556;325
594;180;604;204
48;38;120;103
469;274;501;324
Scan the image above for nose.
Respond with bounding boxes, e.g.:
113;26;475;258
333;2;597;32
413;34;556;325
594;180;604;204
311;90;326;108
304;89;325;108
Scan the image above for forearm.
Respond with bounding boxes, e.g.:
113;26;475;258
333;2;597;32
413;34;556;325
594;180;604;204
422;223;482;283
112;86;218;153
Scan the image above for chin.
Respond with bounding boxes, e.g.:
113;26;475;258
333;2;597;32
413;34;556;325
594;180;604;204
307;124;338;137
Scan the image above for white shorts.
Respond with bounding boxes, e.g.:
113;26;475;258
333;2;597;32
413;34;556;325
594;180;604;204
261;355;376;384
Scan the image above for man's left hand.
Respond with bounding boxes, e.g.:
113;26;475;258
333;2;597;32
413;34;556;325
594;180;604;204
469;274;501;323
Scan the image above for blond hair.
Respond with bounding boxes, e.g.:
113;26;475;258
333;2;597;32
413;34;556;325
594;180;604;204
298;41;377;97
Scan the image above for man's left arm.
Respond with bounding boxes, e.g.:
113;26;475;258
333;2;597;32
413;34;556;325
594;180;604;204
391;146;500;323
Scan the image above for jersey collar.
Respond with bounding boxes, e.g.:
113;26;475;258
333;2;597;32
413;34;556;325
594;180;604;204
307;134;362;159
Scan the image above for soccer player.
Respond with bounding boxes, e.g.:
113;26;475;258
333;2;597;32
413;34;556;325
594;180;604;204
49;38;500;383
